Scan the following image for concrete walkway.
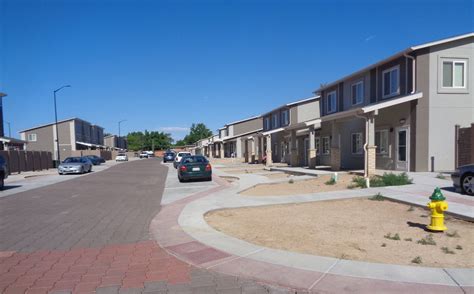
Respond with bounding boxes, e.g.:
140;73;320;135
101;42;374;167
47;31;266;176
152;165;474;293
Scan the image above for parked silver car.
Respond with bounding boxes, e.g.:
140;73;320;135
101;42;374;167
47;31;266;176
452;164;474;196
58;157;93;175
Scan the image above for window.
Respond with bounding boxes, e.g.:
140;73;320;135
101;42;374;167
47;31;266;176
315;137;321;155
264;117;271;130
351;81;364;105
375;130;389;154
27;133;37;142
281;109;289;126
443;60;466;88
351;133;363;154
322;137;330;155
326;91;337;113
382;66;400;98
272;113;279;128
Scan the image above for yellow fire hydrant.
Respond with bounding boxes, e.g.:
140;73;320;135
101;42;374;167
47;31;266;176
427;187;448;232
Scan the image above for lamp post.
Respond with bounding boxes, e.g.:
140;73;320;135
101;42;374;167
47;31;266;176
118;119;127;149
4;121;11;137
53;85;71;164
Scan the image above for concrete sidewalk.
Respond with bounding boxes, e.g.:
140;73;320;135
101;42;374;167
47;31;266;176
151;166;474;293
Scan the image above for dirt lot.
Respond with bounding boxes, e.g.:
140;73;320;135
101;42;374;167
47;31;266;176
264;172;292;179
240;173;356;196
205;198;474;268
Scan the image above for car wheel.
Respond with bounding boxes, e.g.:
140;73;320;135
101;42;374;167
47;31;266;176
207;177;212;181
178;177;184;183
461;173;474;196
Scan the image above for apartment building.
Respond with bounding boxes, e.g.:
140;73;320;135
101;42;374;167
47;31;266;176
104;134;128;150
257;96;321;167
20;118;105;160
315;32;473;175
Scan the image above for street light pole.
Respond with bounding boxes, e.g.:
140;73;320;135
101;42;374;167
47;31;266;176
4;121;11;137
118;120;127;149
53;85;71;164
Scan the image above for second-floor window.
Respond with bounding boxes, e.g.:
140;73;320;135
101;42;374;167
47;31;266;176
382;66;400;98
264;117;271;130
443;60;466;88
326;91;337;113
351;81;364;105
272;113;279;129
281;109;289;126
27;133;37;142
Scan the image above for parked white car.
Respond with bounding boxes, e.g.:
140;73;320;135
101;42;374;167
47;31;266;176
115;153;128;161
173;152;191;169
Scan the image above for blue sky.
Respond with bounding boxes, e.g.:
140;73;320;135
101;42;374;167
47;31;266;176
1;0;472;141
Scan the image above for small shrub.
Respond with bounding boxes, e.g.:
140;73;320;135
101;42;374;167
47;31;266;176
347;184;357;189
446;231;460;238
384;233;401;240
436;173;446;179
352;176;367;188
288;179;294;184
411;256;422;264
369;193;385;201
381;243;387;247
379;172;413;186
417;234;436;246
404;238;412;242
455;245;463;250
325;178;336;185
407;206;415;212
369;176;386;187
441;247;455;254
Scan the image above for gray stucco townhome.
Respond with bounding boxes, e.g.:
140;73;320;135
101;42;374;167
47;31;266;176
315;32;473;176
20;118;105;161
218;116;263;160
256;96;321;167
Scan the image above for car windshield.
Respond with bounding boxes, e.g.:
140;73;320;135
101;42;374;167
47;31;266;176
178;153;191;157
118;153;126;156
63;157;81;163
182;156;207;164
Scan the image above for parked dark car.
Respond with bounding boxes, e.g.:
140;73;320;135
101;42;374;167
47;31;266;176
177;155;212;182
163;152;176;163
452;164;474;196
85;155;105;165
0;155;8;190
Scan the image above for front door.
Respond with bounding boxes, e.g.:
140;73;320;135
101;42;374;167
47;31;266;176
303;137;309;166
396;126;410;171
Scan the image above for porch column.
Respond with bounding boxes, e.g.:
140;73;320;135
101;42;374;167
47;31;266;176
266;135;273;166
365;113;376;177
330;121;341;171
251;138;256;163
220;142;224;158
258;136;264;163
308;126;317;169
209;144;214;159
290;130;298;167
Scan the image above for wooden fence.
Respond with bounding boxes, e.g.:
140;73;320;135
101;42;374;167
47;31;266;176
455;123;474;168
0;150;53;174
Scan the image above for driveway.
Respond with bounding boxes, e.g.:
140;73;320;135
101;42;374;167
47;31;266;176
0;158;286;294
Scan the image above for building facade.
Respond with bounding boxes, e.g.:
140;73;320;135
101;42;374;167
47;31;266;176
20;118;106;160
104;135;128;150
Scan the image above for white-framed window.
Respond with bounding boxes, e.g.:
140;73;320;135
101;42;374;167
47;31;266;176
322;137;330;155
442;60;466;88
281;109;289;126
27;133;37;142
264;117;271;130
315;137;321;155
272;113;279;129
351;133;363;154
351;81;364;105
382;65;400;98
375;129;389;155
326;91;337;113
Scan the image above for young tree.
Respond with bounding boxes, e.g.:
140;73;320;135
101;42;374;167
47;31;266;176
179;123;213;145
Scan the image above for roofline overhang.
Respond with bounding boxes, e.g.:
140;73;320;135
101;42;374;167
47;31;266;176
261;96;320;117
222;128;263;142
315;32;474;94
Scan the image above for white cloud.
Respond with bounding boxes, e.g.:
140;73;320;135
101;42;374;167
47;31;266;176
365;35;376;42
159;126;189;132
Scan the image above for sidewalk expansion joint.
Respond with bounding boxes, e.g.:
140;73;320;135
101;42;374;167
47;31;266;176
442;268;467;294
205;248;265;269
308;258;341;290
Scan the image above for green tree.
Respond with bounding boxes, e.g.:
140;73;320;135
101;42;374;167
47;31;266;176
177;123;212;146
127;130;173;151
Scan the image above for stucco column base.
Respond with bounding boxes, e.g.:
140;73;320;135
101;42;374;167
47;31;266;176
266;151;273;166
251;154;256;164
308;148;317;169
290;149;298;167
330;147;341;171
366;145;377;177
